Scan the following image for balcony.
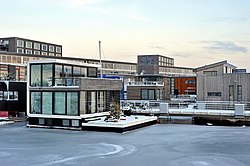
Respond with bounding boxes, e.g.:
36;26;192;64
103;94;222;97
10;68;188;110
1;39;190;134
54;77;81;87
127;81;164;86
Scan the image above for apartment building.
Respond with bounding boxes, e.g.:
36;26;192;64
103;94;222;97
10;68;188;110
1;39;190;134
0;37;62;57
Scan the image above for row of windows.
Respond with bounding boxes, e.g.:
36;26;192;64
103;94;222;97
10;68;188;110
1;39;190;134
37;118;80;127
141;89;163;100
17;40;61;53
17;48;61;56
30;90;120;116
102;62;137;71
158;56;174;66
30;63;97;87
0;91;18;100
0;64;26;81
31;91;79;116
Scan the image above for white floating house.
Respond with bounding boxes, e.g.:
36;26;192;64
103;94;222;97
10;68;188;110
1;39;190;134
27;60;122;130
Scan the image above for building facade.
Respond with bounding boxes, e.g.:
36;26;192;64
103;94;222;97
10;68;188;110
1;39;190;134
195;60;250;102
0;37;62;57
27;60;122;129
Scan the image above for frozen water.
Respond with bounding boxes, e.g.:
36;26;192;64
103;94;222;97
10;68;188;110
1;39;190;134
0;122;250;166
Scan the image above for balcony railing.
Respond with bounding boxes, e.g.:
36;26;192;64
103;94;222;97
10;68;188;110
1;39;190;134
128;81;164;86
54;78;81;87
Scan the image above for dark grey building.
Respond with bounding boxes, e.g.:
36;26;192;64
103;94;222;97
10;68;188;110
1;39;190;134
0;37;62;57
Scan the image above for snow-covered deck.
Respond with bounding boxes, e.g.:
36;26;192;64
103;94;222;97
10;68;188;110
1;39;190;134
82;115;157;133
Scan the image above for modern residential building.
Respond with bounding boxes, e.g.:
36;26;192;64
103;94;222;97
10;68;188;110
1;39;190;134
126;55;196;101
194;60;250;102
0;37;62;57
27;60;122;129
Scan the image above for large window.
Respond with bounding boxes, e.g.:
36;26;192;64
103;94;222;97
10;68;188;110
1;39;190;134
88;68;97;77
31;92;41;114
30;91;79;115
87;91;96;113
67;92;78;115
42;92;52;115
55;64;63;86
42;64;53;86
54;92;66;114
97;91;106;112
141;89;155;100
30;64;41;86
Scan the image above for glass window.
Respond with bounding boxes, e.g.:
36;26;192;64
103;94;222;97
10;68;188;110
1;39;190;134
39;118;45;125
67;92;79;115
148;90;155;100
87;68;97;77
34;51;40;55
54;92;66;114
63;120;70;126
203;71;217;76
73;66;81;77
71;120;79;127
207;92;222;97
97;91;106;112
55;65;63;86
80;91;87;114
81;68;87;77
42;52;47;56
56;54;61;57
17;40;24;47
26;49;32;54
42;92;52;115
42;64;53;86
31;92;41;114
42;44;47;51
49;45;54;52
87;91;96;113
17;48;24;54
34;43;40;50
30;64;41;86
237;85;242;101
64;65;73;86
49;53;54;56
56;47;61;53
141;90;148;100
26;41;32;48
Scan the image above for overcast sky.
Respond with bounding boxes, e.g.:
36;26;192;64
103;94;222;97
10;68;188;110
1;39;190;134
1;0;250;70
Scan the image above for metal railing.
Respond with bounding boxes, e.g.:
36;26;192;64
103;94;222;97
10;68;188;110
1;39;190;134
127;81;164;86
54;78;81;87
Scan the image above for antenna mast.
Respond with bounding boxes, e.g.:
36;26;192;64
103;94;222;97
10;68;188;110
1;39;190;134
99;41;102;78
